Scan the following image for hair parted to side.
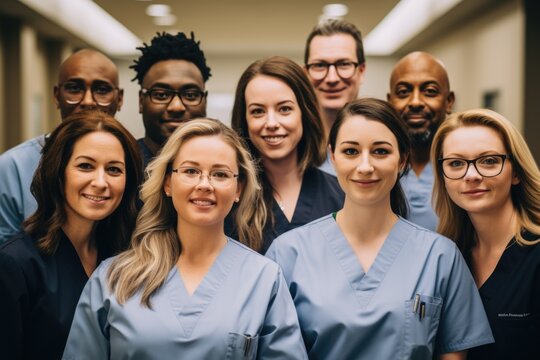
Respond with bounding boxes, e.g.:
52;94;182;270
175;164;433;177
304;19;365;65
131;32;211;84
108;118;265;307
23;109;143;256
328;98;410;218
231;56;326;228
432;109;540;251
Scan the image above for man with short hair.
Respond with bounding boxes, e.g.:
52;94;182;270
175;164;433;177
304;19;366;174
131;32;211;168
388;51;455;231
0;49;123;243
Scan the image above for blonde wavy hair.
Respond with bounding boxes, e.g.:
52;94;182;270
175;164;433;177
432;109;540;252
108;118;266;307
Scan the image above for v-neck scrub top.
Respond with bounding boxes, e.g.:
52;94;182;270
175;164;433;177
63;239;308;359
266;215;494;359
465;239;540;360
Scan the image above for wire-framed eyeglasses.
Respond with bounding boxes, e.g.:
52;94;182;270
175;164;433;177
59;80;119;106
305;61;360;80
142;88;207;106
171;166;239;187
439;154;512;180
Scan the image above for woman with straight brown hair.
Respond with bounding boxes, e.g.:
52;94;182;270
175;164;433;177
0;110;142;359
432;109;540;359
230;56;344;252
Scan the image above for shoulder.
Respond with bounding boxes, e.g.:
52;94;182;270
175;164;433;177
228;238;281;272
0;135;44;170
306;167;340;187
397;217;459;254
0;232;40;263
268;214;335;254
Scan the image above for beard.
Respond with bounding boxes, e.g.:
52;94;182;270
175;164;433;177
409;128;434;148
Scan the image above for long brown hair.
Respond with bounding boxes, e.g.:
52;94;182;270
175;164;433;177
23;109;143;256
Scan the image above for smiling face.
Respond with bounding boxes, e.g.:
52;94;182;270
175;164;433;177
307;34;365;115
64;131;126;229
441;125;519;216
245;75;303;166
331;115;403;209
140;60;206;150
164;135;241;229
388;53;454;148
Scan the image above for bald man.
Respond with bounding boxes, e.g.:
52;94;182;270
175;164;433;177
388;51;455;231
0;49;123;243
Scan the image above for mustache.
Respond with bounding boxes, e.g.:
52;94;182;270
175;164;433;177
403;111;432;119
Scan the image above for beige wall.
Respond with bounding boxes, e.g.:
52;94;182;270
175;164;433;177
420;0;524;130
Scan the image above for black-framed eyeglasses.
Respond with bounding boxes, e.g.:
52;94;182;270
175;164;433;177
142;88;207;106
171;166;239;187
439;154;512;180
59;80;119;106
306;61;360;80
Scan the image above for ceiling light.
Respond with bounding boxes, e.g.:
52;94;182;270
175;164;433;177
153;14;177;26
323;4;348;17
146;4;171;17
364;0;463;56
19;0;141;57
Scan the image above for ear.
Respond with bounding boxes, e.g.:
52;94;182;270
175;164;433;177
446;91;455;114
357;63;366;85
386;92;391;102
53;85;60;109
511;171;520;186
236;179;244;201
163;174;172;197
329;144;336;165
117;88;124;111
138;90;143;114
399;153;410;175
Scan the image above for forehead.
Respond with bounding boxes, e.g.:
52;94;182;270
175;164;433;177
308;34;357;62
245;75;296;102
443;125;506;155
391;57;448;89
337;115;398;145
59;53;118;85
174;135;237;166
142;60;204;89
71;131;124;158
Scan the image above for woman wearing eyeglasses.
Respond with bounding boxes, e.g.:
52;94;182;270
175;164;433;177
431;109;540;360
230;56;344;253
63;118;307;359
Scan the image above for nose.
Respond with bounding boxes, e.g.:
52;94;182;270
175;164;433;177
167;94;186;112
195;173;214;190
91;169;108;189
463;162;482;181
355;153;374;174
408;89;424;110
80;88;96;107
325;64;340;83
265;111;280;130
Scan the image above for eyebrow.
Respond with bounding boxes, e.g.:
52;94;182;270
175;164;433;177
443;150;503;158
74;155;125;165
247;100;295;107
149;83;202;90
339;140;393;146
179;160;233;169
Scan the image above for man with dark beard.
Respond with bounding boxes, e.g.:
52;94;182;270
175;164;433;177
388;51;455;230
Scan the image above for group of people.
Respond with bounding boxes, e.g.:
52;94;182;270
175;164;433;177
0;19;538;360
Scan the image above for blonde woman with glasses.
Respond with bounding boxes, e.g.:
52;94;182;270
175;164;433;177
432;109;540;360
63;118;307;359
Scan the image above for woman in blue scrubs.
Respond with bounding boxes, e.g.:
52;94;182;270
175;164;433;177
432;109;540;360
0;110;143;359
230;56;344;253
266;98;493;359
63;118;307;359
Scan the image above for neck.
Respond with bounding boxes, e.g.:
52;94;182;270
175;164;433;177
337;197;398;244
469;199;517;249
176;220;227;262
143;136;161;156
62;217;95;252
410;145;431;176
321;108;338;142
264;155;301;186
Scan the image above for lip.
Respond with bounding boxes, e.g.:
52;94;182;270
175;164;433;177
261;135;287;145
320;87;346;96
351;179;380;186
83;194;110;203
190;198;216;207
462;189;489;196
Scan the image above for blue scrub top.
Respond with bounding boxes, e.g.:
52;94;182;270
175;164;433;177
63;239;308;359
400;162;438;231
266;215;494;359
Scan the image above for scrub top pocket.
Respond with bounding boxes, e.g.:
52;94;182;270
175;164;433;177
226;332;259;359
403;295;443;359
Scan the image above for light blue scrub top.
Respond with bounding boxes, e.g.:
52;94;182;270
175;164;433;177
63;239;308;360
0;135;44;243
400;162;438;231
266;215;494;359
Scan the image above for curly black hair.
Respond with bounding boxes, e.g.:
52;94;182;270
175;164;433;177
131;32;211;84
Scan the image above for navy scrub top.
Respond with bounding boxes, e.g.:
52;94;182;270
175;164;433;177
465;236;540;360
226;167;344;253
0;231;110;359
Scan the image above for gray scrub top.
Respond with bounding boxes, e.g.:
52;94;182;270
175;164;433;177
400;162;438;231
63;239;308;359
266;215;494;360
